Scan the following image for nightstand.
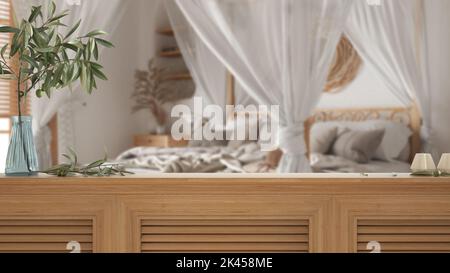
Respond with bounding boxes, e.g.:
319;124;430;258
133;134;189;148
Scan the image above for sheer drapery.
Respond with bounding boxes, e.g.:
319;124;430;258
424;0;450;157
167;0;257;139
174;0;354;172
166;0;254;110
345;0;433;153
165;0;226;108
12;0;127;169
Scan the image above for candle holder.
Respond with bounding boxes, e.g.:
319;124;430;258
410;153;438;176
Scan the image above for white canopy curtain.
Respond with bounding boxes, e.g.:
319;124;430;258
345;0;434;154
174;0;354;172
165;0;227;109
12;0;128;169
166;1;255;110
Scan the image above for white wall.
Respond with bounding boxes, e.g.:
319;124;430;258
317;64;406;109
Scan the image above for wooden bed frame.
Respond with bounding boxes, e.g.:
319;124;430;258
244;105;422;167
305;105;422;162
226;72;422;162
0;174;450;253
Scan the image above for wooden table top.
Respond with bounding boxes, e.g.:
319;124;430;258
0;173;449;197
0;172;427;179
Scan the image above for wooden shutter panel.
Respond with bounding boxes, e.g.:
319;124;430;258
0;0;10;20
357;219;450;253
0;0;29;118
0;219;93;253
140;219;310;253
0;0;13;118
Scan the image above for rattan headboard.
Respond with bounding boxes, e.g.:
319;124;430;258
304;105;422;162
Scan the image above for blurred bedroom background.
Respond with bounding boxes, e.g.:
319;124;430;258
1;0;450;173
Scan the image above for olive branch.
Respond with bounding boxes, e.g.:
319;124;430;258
42;148;133;177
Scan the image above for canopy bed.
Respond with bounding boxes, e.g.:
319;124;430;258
162;0;432;174
115;104;419;173
305;105;421;173
107;0;425;174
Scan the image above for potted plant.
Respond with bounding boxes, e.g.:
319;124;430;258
0;1;113;175
131;59;194;134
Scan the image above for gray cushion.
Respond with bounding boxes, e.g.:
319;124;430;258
312;121;412;161
310;126;338;154
397;144;411;162
332;129;385;163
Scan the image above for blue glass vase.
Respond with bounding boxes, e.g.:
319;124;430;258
5;116;39;176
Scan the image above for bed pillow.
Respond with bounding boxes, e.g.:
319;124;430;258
332;128;385;164
335;121;412;162
310;126;338;154
312;121;412;161
396;144;411;162
371;122;412;161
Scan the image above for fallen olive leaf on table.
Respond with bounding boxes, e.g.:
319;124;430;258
41;148;133;177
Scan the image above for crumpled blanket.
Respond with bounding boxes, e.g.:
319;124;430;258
115;142;267;173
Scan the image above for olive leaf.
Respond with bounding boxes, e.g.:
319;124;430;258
42;149;133;177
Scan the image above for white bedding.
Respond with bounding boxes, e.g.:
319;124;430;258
115;144;410;173
115;142;267;173
310;153;411;173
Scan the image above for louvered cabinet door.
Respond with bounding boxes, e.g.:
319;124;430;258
140;219;310;253
0;219;94;253
357;219;450;253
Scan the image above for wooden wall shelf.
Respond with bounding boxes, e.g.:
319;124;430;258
134;134;188;148
159;49;182;58
157;28;175;36
163;72;192;81
156;27;189;82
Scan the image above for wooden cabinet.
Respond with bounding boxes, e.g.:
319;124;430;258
133;134;188;148
0;174;450;253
